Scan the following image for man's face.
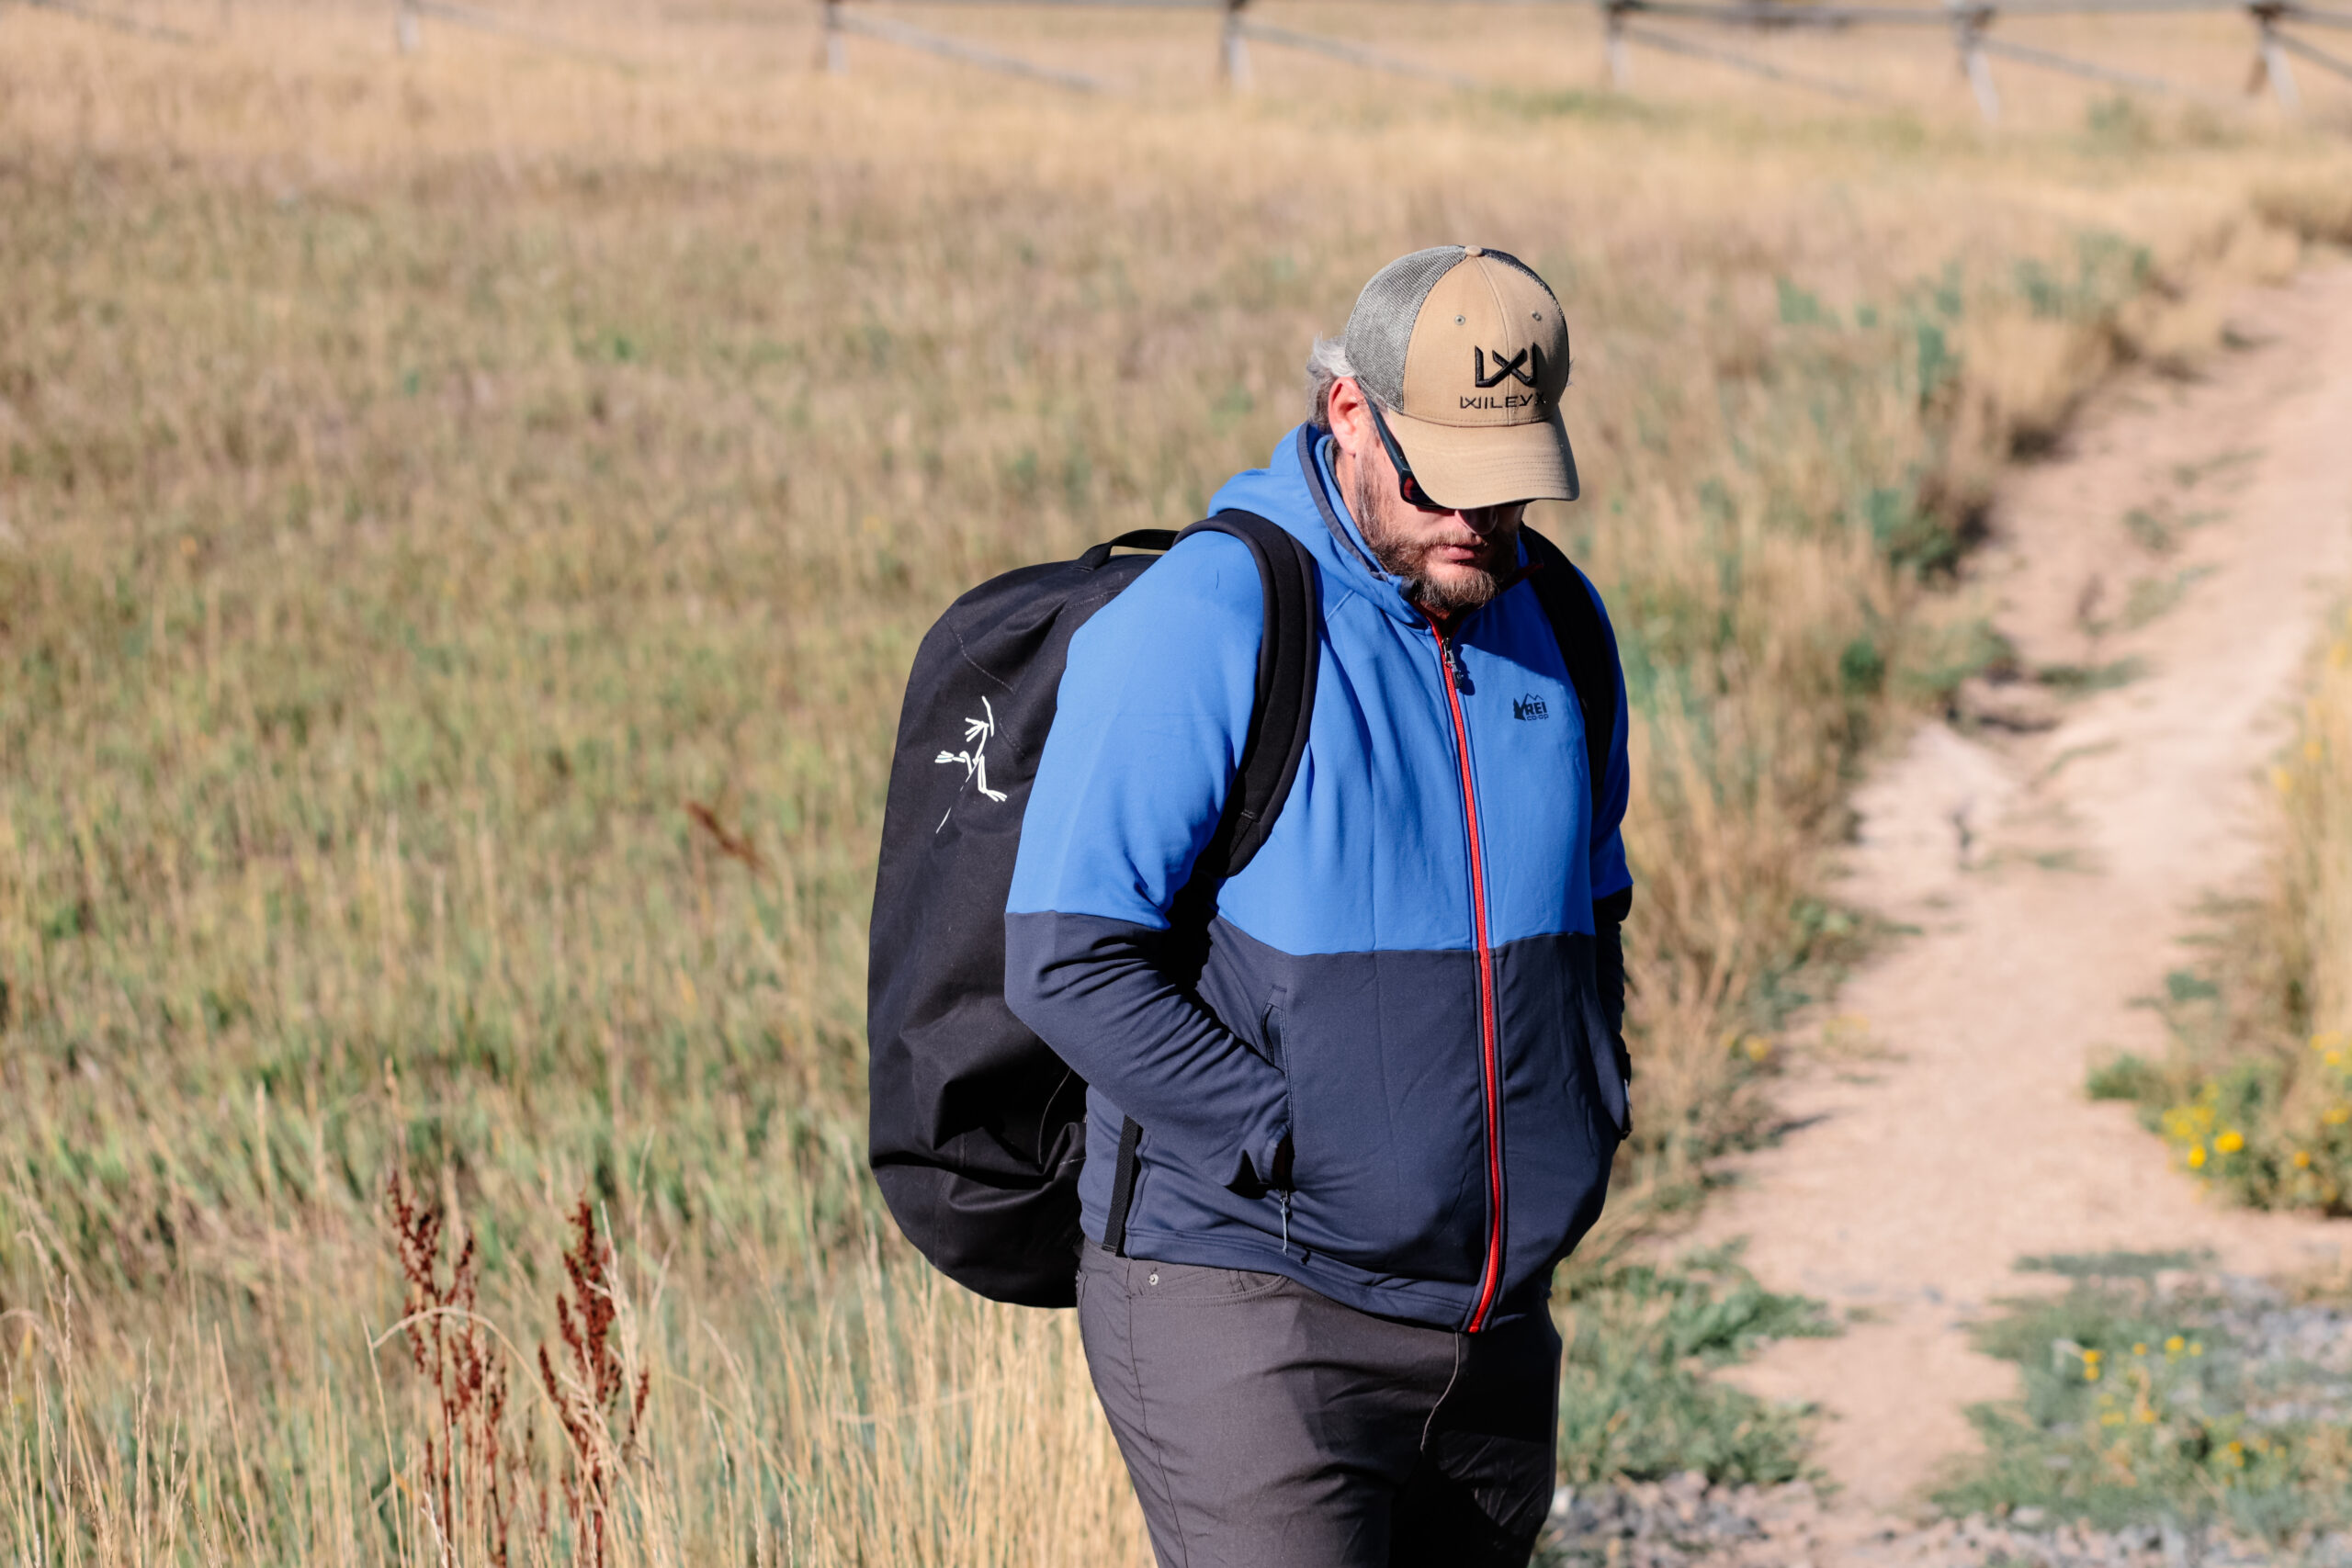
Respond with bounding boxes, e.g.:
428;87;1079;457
1327;378;1527;618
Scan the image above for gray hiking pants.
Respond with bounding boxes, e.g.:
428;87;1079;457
1075;1246;1560;1568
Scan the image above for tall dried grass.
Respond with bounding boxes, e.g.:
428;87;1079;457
2275;618;2352;1047
2;2;2348;1559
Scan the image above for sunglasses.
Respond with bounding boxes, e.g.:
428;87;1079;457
1363;394;1453;515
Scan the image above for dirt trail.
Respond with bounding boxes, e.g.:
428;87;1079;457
1685;265;2352;1536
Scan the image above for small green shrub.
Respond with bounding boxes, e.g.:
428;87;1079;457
2086;1052;2163;1102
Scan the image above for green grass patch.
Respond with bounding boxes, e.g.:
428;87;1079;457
1936;1258;2352;1544
1558;1247;1837;1487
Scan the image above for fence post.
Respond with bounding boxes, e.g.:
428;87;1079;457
395;0;420;53
2250;1;2300;107
1950;0;1999;121
821;0;847;73
1603;0;1630;86
1221;0;1252;88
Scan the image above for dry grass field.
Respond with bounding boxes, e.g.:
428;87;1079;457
2;2;2350;1561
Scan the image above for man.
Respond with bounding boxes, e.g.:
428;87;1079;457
1005;245;1632;1567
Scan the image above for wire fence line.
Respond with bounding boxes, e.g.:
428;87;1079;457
8;0;2348;124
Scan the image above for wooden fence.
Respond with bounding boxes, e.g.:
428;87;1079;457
10;0;2348;122
810;0;2352;120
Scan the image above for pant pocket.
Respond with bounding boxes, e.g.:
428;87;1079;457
1124;1258;1290;1304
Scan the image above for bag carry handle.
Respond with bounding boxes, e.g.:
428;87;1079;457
1077;529;1180;573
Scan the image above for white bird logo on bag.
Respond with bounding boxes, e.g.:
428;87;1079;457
934;694;1010;830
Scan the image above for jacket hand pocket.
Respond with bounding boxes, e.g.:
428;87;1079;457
1226;1004;1293;1197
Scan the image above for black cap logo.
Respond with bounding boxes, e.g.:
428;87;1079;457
1473;344;1543;390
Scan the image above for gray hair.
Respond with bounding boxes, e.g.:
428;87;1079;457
1305;335;1358;431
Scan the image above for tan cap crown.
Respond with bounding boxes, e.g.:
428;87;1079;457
1341;245;1578;510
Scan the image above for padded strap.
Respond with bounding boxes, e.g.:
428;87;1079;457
1180;510;1321;879
1520;525;1616;817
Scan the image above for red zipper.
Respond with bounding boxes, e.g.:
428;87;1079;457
1430;618;1506;1333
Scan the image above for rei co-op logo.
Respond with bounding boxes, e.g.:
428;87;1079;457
1464;344;1546;412
933;694;1009;832
1511;693;1550;722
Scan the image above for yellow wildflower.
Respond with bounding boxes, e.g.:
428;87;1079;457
2101;1410;2126;1427
2137;1408;2157;1424
2189;1341;2204;1357
2296;1150;2313;1169
2327;1107;2350;1127
2188;1145;2208;1168
2132;1343;2148;1356
2085;1365;2101;1382
2273;767;2295;795
2328;1051;2345;1068
2165;1336;2186;1355
2216;1130;2245;1154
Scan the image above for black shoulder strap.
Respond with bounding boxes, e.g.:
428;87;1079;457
1180;510;1321;878
1520;524;1616;814
1098;508;1319;1258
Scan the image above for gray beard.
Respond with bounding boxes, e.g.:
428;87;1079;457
1347;464;1507;617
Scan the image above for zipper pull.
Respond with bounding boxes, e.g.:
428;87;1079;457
1278;1190;1294;1258
1430;617;1470;687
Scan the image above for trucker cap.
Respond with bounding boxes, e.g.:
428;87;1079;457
1341;244;1579;510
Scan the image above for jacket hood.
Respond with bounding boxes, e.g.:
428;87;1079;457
1209;424;1427;628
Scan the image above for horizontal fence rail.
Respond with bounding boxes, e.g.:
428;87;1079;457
2276;22;2352;69
12;0;198;40
1612;16;1879;92
830;3;1111;82
1233;15;1483;83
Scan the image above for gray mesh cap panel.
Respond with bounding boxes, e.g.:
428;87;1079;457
1340;246;1464;409
1480;248;1563;311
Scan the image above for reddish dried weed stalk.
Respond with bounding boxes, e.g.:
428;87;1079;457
386;1170;518;1565
537;1201;649;1568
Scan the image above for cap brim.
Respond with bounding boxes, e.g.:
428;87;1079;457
1385;404;1580;510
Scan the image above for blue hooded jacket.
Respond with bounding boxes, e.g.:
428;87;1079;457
1005;423;1632;1332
